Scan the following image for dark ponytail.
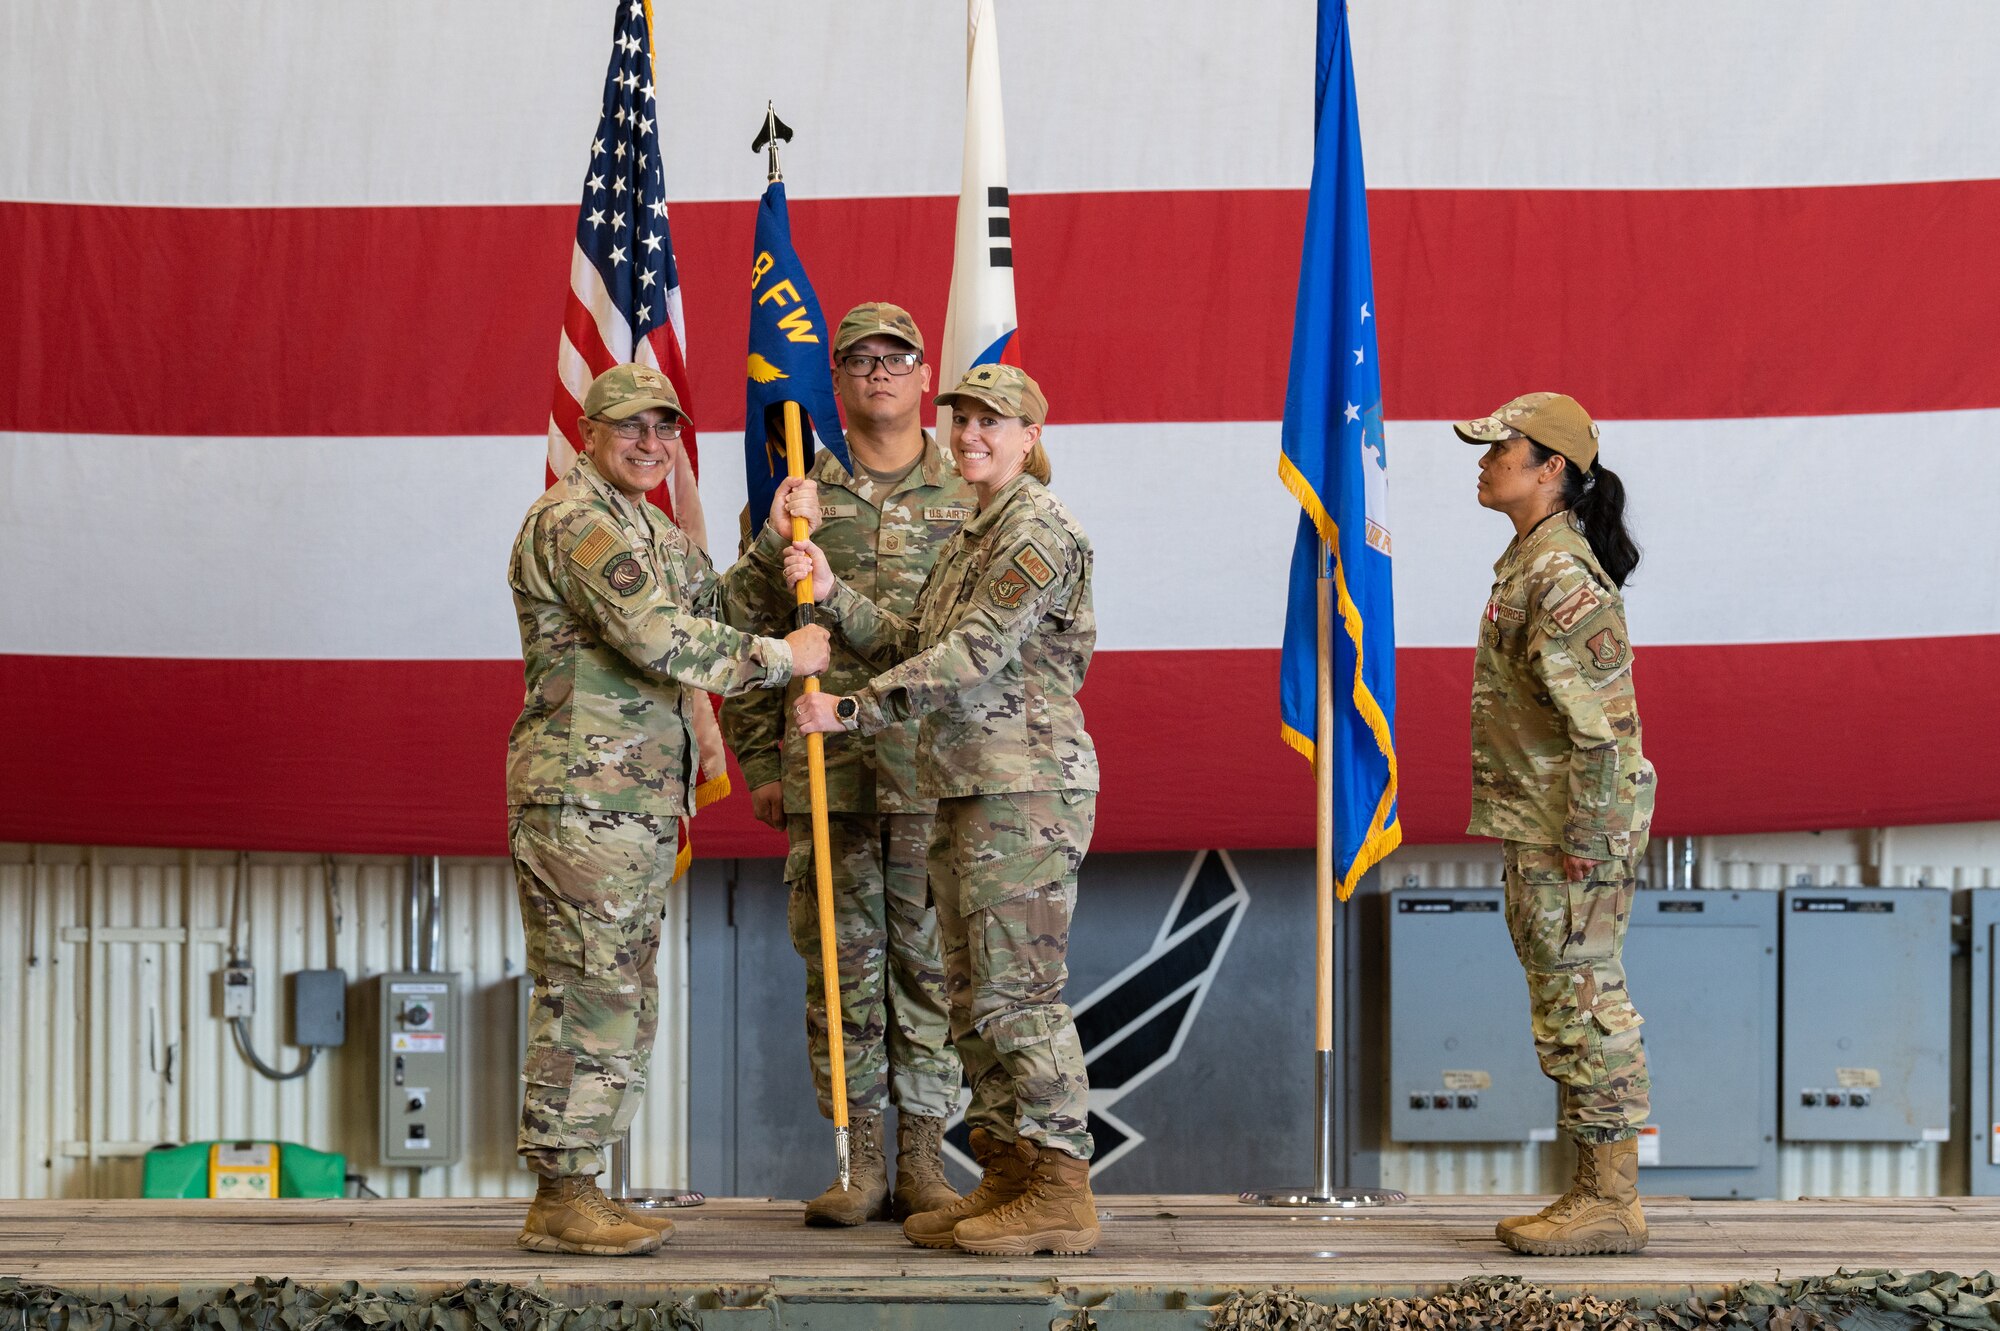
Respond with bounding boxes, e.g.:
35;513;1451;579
1528;443;1642;587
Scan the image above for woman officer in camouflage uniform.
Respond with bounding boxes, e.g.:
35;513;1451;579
1459;392;1657;1257
783;364;1100;1258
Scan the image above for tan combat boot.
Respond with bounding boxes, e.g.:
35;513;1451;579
903;1128;1033;1249
892;1113;964;1220
1497;1136;1647;1255
612;1202;677;1236
952;1142;1101;1256
803;1114;890;1226
517;1174;665;1255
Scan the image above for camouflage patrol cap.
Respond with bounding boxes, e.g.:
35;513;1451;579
1455;392;1599;472
833;302;925;356
581;363;687;422
935;363;1048;425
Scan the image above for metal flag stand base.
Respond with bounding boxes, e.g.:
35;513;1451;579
606;1134;705;1210
1239;1054;1406;1209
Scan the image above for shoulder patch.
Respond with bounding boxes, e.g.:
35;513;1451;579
565;519;650;598
988;567;1032;610
1564;603;1636;687
1544;581;1604;635
1585;625;1628;672
569;523;618;572
602;552;649;597
1013;542;1056;588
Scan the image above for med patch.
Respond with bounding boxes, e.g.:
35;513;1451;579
1013;542;1056;588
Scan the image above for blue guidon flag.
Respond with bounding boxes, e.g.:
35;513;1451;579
1277;0;1400;900
743;180;848;525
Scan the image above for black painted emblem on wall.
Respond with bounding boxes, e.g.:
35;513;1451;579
944;849;1251;1178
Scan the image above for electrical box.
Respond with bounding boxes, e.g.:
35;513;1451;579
1389;888;1553;1142
289;969;348;1048
1971;890;2000;1193
1781;887;1949;1143
1622;890;1779;1198
372;973;465;1167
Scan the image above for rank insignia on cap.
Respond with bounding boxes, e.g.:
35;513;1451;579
569;524;617;571
1586;627;1627;670
603;553;648;597
1013;544;1055;587
989;567;1030;610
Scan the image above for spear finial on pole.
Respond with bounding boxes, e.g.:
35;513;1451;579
752;101;793;184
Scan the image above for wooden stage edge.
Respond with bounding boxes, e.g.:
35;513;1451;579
6;1194;2000;1321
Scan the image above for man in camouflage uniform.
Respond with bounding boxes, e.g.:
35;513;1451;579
1460;392;1658;1256
506;363;830;1256
720;303;971;1226
787;364;1102;1256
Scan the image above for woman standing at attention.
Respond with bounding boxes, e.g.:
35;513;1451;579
781;363;1100;1257
1459;392;1657;1257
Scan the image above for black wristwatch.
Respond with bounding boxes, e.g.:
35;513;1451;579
835;696;859;727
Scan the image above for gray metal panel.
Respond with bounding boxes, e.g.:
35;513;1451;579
1623;890;1779;1198
1972;890;2000;1194
1388;888;1552;1144
1781;887;1951;1144
373;973;463;1167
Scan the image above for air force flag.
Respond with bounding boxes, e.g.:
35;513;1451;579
744;180;848;525
1277;0;1400;899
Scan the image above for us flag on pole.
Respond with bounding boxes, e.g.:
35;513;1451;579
545;0;703;541
543;0;731;858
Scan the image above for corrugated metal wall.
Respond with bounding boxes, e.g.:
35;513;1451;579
1372;824;1999;1198
2;822;1994;1200
0;846;687;1200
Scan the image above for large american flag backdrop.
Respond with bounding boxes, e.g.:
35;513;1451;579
3;2;1997;857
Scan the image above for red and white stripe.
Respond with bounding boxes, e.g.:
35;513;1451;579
3;1;1997;856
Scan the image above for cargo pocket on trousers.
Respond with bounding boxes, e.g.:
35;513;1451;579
511;808;628;977
521;1042;577;1115
955;791;1081;915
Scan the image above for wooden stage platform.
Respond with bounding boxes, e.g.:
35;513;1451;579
6;1195;1998;1327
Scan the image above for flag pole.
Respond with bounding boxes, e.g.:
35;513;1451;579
1312;546;1336;1200
755;102;850;1191
1241;540;1404;1209
785;397;851;1191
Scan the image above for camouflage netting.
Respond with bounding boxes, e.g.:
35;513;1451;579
4;1270;1997;1331
0;1277;698;1331
1211;1272;2000;1331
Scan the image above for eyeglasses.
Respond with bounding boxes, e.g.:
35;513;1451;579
605;418;683;441
838;351;922;377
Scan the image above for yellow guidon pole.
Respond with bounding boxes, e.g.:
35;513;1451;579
755;101;849;1190
782;398;851;1190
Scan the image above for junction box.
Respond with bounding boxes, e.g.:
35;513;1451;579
1780;886;1949;1144
371;973;465;1167
1622;889;1778;1197
1388;888;1552;1143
